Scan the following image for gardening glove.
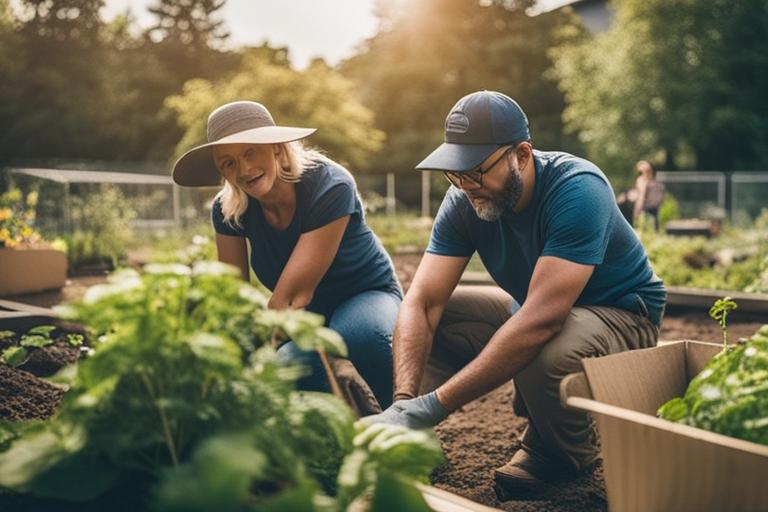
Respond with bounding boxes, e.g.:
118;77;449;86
360;391;448;430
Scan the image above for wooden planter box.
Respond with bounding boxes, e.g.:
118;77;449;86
0;248;67;296
561;341;768;512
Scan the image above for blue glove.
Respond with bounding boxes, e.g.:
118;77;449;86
361;391;449;429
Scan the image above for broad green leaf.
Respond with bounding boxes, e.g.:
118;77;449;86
370;471;432;512
0;425;85;490
27;325;56;337
20;334;54;348
156;433;269;512
0;330;16;340
2;346;28;366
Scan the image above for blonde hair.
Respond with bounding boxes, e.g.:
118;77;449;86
215;141;326;228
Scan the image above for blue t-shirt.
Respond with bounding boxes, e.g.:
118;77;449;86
427;150;666;326
212;159;402;316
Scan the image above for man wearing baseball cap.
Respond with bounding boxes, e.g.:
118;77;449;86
364;91;666;494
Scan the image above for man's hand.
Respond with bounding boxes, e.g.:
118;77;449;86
361;391;449;430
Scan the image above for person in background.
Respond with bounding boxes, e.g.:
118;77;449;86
632;159;665;231
172;100;402;408
364;90;666;495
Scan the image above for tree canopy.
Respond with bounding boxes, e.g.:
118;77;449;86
551;0;768;177
166;53;384;171
341;0;580;174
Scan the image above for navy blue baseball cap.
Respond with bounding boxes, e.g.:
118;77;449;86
416;90;530;172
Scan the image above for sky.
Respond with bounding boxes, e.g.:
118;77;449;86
101;1;566;68
102;0;381;69
12;0;566;69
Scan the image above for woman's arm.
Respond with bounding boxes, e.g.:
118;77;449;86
215;233;249;281
268;215;351;310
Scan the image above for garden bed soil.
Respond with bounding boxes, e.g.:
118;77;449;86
0;365;65;421
1;253;766;511
0;328;86;421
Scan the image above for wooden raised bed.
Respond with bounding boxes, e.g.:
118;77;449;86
0;248;67;296
460;272;768;314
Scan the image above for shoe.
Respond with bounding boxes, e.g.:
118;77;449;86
493;448;579;497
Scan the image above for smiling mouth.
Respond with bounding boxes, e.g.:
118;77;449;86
240;174;264;186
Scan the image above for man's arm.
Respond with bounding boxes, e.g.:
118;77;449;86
435;255;594;411
392;253;469;401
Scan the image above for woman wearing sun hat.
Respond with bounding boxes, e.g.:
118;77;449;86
172;100;402;407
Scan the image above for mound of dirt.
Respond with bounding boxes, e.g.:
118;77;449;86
0;365;65;421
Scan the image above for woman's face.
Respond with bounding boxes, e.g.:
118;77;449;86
636;161;652;178
213;143;282;198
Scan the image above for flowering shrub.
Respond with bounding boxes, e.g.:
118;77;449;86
0;188;46;249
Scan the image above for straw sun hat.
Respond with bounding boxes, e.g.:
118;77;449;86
172;101;316;187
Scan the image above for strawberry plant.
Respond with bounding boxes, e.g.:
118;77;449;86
0;262;442;511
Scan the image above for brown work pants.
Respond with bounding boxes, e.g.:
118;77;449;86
419;285;659;470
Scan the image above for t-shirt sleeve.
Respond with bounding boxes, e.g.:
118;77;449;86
541;173;614;265
301;174;357;233
211;196;246;237
426;190;475;257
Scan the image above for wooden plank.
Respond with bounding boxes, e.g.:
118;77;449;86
665;286;768;313
458;272;768;314
417;484;501;512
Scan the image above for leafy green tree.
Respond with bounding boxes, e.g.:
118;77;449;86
341;0;578;174
0;0;112;162
145;0;232;83
165;51;384;171
551;0;768;178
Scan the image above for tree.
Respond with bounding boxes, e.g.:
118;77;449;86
145;0;231;83
0;0;110;162
341;0;578;174
165;50;384;171
551;0;768;178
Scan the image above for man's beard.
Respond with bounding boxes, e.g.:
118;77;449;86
472;167;524;221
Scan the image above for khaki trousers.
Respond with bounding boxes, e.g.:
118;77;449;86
419;285;659;470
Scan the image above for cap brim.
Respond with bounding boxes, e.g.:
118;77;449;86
172;126;316;187
415;142;501;172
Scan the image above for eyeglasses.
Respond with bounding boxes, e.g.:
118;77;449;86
443;147;512;190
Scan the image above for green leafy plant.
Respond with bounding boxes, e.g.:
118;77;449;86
0;262;443;511
0;325;79;368
658;324;768;445
63;186;137;268
709;297;738;349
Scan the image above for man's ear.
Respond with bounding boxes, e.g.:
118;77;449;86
515;142;532;168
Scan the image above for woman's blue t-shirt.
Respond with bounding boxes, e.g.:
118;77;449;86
212;159;402;316
427;150;666;326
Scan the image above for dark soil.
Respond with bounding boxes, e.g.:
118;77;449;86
0;365;65;421
392;253;766;511
2;253;766;511
0;327;86;421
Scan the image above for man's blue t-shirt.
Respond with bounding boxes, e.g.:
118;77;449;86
427;150;666;326
212;159;402;317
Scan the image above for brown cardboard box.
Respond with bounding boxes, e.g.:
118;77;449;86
560;341;768;512
0;248;67;296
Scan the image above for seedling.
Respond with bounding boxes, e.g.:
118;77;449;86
0;325;81;367
2;325;58;367
709;296;738;349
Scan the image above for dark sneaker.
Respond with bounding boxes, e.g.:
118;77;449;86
493;448;580;498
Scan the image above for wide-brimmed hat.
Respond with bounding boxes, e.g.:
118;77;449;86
172;101;316;187
415;91;530;173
